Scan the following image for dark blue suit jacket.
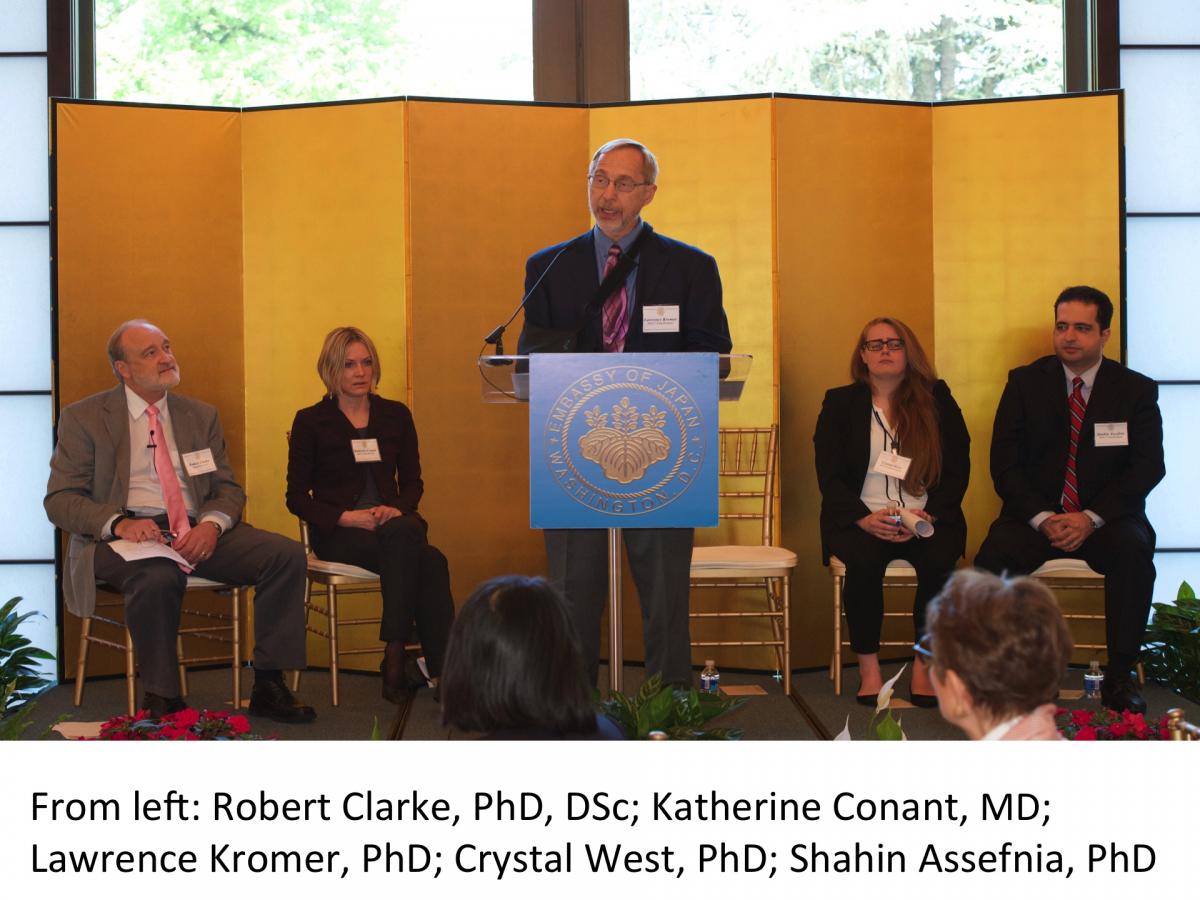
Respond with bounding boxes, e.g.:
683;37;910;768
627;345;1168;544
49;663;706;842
516;223;732;354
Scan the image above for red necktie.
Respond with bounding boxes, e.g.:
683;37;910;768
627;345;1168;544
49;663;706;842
601;244;629;353
146;403;192;545
1061;376;1086;513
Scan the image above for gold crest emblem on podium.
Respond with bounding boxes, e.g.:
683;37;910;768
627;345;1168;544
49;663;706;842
579;398;670;484
540;362;708;518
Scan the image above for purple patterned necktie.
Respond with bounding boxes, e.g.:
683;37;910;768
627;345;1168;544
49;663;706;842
1061;376;1086;512
601;244;628;352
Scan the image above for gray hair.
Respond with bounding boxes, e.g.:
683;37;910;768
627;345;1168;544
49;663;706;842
106;319;159;381
589;138;658;184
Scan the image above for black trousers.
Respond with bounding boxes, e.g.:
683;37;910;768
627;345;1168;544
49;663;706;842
545;527;694;687
312;515;454;676
827;521;965;655
974;515;1155;670
93;522;307;697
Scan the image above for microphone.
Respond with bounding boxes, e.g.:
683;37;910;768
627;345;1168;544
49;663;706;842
147;428;157;450
482;243;572;358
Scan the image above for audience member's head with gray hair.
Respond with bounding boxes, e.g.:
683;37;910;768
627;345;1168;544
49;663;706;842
922;569;1072;740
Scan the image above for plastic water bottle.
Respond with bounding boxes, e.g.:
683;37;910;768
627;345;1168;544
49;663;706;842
1084;660;1104;700
700;659;720;695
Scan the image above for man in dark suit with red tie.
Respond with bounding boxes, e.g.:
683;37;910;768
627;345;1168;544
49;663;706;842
975;286;1165;713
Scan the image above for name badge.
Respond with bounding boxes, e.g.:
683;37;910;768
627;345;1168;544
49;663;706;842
872;451;912;479
643;305;680;333
352;438;382;463
181;448;218;476
1094;422;1129;447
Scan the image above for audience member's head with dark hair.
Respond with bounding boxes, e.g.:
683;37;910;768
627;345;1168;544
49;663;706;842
924;569;1072;740
440;575;610;739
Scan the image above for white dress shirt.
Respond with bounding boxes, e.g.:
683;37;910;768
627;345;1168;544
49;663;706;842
101;385;231;538
1029;359;1104;531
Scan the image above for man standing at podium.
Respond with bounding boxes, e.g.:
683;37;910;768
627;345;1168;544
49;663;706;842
517;138;733;687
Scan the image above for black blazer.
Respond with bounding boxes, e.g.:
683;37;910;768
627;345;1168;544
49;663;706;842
516;222;732;354
814;380;971;562
286;394;423;539
990;355;1164;532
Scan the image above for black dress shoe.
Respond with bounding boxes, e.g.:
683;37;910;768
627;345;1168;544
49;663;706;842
856;693;878;707
248;679;317;723
141;692;188;719
909;691;939;709
380;660;419;705
1101;672;1147;714
381;643;427;703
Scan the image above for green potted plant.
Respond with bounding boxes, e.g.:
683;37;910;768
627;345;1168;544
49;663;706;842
597;673;746;740
1141;580;1200;704
0;597;55;740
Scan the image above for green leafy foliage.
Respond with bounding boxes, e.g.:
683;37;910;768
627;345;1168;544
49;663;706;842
0;597;55;740
1141;580;1200;704
631;0;1064;102
596;673;746;740
872;708;905;741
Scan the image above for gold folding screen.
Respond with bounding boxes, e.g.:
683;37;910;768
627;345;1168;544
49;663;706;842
55;103;244;674
53;91;1119;674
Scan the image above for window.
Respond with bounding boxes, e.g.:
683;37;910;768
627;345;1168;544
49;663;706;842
631;0;1065;102
95;0;534;107
1120;5;1200;607
0;0;56;684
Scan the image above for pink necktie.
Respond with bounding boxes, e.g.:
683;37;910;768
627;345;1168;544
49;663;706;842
1061;376;1086;513
146;403;192;544
601;244;629;353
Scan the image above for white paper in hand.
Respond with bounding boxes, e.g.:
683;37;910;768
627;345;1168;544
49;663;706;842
898;508;935;538
109;539;194;573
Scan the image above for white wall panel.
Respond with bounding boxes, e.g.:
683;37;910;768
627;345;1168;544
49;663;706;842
1122;51;1200;213
0;227;51;390
1121;2;1200;44
1126;217;1200;381
0;57;48;220
0;0;46;51
0;396;55;559
1145;386;1200;550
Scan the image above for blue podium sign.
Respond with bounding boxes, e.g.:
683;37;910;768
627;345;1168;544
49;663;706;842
530;353;719;529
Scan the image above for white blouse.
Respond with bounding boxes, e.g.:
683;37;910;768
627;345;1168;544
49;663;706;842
859;405;928;513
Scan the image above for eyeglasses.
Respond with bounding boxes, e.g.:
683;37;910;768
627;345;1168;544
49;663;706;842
589;173;650;193
862;339;905;352
912;635;934;663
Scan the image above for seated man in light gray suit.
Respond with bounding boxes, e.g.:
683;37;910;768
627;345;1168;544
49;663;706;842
45;319;315;723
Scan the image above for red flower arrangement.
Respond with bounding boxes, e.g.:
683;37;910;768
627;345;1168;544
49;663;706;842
1054;707;1170;741
92;708;258;741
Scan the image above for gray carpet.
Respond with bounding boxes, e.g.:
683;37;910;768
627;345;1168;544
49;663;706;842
17;661;1198;741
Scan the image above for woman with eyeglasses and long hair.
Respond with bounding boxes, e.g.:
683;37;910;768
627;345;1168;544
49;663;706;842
814;317;970;707
287;326;454;704
921;569;1070;740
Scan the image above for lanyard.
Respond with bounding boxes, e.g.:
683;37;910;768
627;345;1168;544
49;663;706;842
872;407;905;507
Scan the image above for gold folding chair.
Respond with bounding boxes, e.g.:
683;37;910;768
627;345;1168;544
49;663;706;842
1030;558;1143;684
75;577;245;716
689;425;795;694
290;518;384;706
